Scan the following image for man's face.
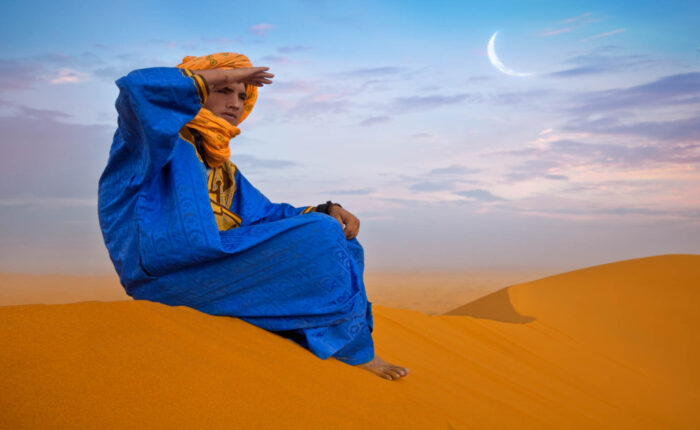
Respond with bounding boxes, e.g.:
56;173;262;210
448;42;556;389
202;81;247;126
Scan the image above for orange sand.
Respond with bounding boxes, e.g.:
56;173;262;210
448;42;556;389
1;254;698;429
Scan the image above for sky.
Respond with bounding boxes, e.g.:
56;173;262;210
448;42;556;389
0;0;698;274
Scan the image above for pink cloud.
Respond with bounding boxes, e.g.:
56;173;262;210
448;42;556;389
559;12;592;24
581;28;627;42
537;27;573;37
250;23;275;36
49;68;91;84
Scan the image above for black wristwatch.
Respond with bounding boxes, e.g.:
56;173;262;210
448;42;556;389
315;201;342;214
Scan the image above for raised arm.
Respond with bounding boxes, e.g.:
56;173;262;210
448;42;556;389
114;67;207;185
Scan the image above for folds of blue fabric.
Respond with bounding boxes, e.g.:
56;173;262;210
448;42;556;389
129;213;375;365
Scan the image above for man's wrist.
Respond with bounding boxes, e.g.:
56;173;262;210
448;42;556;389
315;201;342;215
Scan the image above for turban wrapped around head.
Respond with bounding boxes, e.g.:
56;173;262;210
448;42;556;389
176;52;258;168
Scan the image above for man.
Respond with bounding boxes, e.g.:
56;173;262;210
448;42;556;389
98;52;409;380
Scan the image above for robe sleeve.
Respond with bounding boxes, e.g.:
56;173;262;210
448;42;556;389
114;67;207;186
231;168;316;226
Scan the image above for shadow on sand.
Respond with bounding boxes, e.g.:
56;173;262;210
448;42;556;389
443;287;535;323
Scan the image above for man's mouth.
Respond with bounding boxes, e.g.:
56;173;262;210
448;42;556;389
221;112;237;121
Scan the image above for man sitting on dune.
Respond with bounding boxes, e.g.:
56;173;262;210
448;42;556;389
97;52;409;380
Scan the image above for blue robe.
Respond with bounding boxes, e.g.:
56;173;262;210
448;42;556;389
98;67;374;365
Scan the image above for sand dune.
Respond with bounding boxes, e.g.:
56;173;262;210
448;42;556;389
1;254;698;429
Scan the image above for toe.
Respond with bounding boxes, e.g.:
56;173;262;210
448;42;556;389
386;369;401;380
389;366;406;377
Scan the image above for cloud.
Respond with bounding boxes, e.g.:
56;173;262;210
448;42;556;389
50;68;92;84
1;101;72;121
250;23;275;36
455;189;505;202
265;88;351;120
564;116;700;142
537;12;600;37
231;154;299;170
0;106;112;200
537;28;573;37
409;181;455;192
258;55;291;64
0;51;167;88
581;28;626;42
494;139;700;180
329;188;375;195
267;80;316;94
393;94;470;113
339;66;405;78
0;57;44;91
502;158;567;182
490;89;549;105
549;46;653;77
568;72;700;112
277;46;311;54
428;165;481;175
559;12;592;24
358;115;391;126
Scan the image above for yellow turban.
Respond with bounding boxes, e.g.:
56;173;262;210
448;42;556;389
176;53;258;168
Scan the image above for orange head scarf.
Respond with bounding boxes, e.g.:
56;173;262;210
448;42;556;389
176;53;258;168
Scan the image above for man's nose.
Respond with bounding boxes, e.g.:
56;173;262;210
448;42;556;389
228;95;243;110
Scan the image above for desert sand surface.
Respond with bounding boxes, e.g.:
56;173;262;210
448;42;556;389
1;254;698;429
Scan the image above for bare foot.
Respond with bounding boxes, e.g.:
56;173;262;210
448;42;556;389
357;355;410;380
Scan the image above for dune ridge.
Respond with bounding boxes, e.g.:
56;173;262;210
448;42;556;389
1;254;698;429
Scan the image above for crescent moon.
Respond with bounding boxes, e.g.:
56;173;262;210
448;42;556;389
487;32;533;77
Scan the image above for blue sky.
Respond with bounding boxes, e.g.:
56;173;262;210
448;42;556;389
1;0;698;273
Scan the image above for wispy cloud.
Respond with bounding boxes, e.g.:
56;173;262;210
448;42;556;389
502;158;568;183
567;72;700;112
358;115;391;126
231;154;299;170
0;57;45;91
581;28;627;42
338;66;405;78
538;28;573;37
250;23;275;36
428;165;481;175
493;139;700;181
537;12;600;37
329;188;375;195
564;116;700;142
455;189;506;202
549;45;653;77
277;45;311;54
50;68;92;84
258;55;292;64
559;12;592;24
393;94;470;113
0;105;112;200
266;80;316;94
410;181;455;192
